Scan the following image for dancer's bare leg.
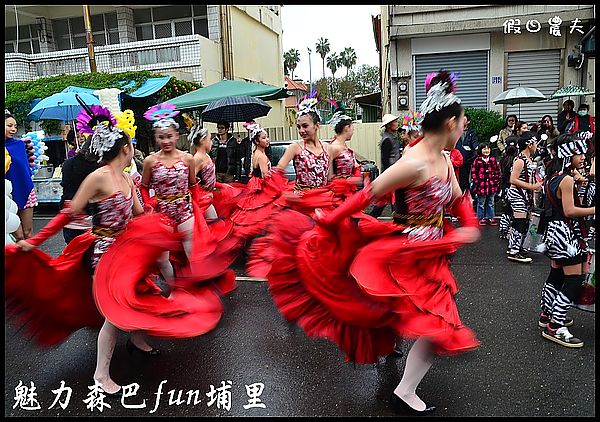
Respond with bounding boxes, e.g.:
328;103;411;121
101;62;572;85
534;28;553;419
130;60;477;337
93;319;121;394
204;205;217;220
393;337;434;411
129;331;153;352
178;217;195;258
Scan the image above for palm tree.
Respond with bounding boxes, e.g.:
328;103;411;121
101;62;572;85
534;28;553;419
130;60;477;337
340;47;357;77
315;37;330;79
326;53;340;80
284;48;301;80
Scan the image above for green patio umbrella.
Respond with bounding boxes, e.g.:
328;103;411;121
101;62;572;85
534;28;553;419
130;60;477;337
167;79;291;111
549;84;594;99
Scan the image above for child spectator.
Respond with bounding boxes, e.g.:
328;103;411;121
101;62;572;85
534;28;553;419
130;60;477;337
471;142;501;225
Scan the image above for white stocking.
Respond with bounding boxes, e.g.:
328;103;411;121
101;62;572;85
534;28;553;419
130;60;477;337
177;217;195;259
393;338;434;411
93;319;121;394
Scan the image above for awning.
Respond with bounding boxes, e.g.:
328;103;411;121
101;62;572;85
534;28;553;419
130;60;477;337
120;76;171;98
59;77;171;99
167;79;291;111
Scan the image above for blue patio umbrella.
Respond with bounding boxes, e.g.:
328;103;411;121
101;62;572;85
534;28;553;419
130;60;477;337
27;91;101;122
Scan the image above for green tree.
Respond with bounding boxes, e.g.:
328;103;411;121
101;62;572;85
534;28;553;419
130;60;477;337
315;37;330;79
347;64;380;95
284;49;301;80
340;47;357;77
326;52;340;80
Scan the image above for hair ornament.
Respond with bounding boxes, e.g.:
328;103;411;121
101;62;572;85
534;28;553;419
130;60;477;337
298;84;320;118
400;110;423;132
189;124;208;143
419;70;461;117
114;109;137;141
75;94;124;163
76;104;116;136
144;102;180;130
245;122;265;142
557;132;589;159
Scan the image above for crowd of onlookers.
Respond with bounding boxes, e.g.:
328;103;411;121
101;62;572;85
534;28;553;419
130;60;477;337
375;102;595;231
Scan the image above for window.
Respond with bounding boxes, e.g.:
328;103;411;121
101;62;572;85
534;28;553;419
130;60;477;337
154;23;172;39
136;25;153;41
175;21;192;36
153;5;191;21
133;8;152;24
5;42;15;53
194;18;208;37
193;5;207;16
105;12;118;30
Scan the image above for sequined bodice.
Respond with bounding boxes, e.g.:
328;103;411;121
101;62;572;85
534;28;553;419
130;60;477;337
293;141;329;188
333;147;355;177
198;160;216;191
91;190;133;230
394;174;452;241
150;160;190;196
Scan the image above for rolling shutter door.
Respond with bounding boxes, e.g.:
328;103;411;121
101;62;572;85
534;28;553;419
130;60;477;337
506;50;560;124
415;50;488;109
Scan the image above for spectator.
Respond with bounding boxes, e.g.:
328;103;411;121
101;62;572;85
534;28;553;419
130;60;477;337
471;142;501;226
455;113;479;193
515;120;529;137
210;121;237;183
132;137;145;172
368;113;400;218
568;104;595;134
497;114;518;155
557;99;576;134
60;137;101;244
66;129;77;159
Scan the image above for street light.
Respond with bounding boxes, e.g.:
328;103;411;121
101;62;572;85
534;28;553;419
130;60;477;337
307;47;312;86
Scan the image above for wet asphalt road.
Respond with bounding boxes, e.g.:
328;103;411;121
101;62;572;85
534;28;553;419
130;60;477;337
4;207;595;417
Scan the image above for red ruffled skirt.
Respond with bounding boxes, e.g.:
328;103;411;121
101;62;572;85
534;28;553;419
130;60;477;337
248;209;480;364
230;174;290;238
5;212;238;347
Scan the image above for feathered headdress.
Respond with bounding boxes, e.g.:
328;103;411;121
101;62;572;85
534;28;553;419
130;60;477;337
400;110;423;132
326;99;352;129
188;124;208;144
75;94;124;163
243;122;265;142
144;102;180;130
420;70;461;116
298;84;320;118
114;109;137;141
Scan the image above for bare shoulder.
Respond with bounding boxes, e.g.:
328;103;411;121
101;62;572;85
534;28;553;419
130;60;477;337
181;151;195;165
143;153;157;165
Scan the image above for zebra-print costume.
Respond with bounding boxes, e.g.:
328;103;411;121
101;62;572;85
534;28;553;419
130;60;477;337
505;153;534;214
543;173;588;263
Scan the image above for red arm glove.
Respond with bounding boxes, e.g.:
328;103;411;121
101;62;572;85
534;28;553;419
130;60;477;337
316;183;375;227
447;192;478;229
26;206;74;247
139;183;157;213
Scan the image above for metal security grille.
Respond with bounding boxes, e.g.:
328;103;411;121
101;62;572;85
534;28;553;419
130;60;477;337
415;50;489;109
506;50;560;124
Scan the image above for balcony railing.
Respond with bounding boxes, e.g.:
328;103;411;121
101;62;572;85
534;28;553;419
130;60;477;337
5;35;203;82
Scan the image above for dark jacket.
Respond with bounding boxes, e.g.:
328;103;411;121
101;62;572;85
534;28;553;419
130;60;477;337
60;154;100;210
380;131;400;171
456;127;479;167
210;135;237;176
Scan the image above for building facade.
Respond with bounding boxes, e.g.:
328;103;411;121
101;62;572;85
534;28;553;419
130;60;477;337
380;5;595;123
4;5;286;128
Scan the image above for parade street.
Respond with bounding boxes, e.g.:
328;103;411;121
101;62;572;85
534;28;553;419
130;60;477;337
4;212;595;417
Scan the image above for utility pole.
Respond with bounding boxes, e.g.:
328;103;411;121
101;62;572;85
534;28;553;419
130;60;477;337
83;5;97;72
307;47;312;87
